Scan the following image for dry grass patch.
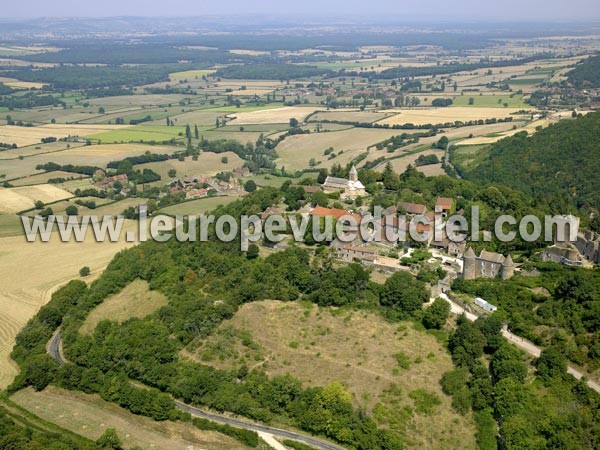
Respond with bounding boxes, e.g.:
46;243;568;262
80;279;167;334
416;163;445;177
155;109;221;126
309;109;393;123
377;107;526;126
226;106;321;125
138;152;244;179
11;386;248;450
379;149;445;174
159;195;240;216
183;300;477;450
0;77;46;89
169;69;216;79
9;171;89;187
0;143;169;180
274;127;408;171
0;184;72;213
456;119;551;145
0;141;87;161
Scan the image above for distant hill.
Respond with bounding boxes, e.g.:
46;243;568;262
567;54;600;88
462;111;600;213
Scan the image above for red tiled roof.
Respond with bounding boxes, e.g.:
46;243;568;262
398;201;427;215
436;197;454;210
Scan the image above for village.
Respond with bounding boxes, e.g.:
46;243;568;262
65;144;599;324
252;166;600;316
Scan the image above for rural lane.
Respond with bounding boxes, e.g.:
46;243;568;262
47;329;346;450
437;294;600;394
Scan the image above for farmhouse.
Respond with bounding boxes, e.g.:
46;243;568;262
322;165;366;199
397;201;427;216
336;244;377;263
94;173;128;189
185;188;208;200
310;206;361;222
462;247;515;280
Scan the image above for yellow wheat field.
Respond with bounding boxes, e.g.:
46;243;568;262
0;77;46;89
0;184;73;214
0;220;139;390
377;107;527;126
226;106;321;125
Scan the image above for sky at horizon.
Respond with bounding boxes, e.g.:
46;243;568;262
3;0;600;21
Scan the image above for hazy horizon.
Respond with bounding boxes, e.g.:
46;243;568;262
4;0;600;22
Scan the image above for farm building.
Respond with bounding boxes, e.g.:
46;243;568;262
398;201;427;216
94;174;128;189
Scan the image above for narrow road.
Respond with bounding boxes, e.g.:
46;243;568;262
437;294;600;394
175;400;345;450
444;143;461;179
47;330;346;450
47;329;64;365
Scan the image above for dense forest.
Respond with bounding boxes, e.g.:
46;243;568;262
567;54;600;88
0;65;175;89
215;63;334;80
18;44;250;65
460;111;600;213
444;314;599;450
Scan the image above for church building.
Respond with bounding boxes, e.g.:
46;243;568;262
321;165;366;199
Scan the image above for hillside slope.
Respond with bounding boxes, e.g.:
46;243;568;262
462;111;600;212
567;54;600;88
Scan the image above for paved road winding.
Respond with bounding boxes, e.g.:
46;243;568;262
437;294;600;394
47;329;346;450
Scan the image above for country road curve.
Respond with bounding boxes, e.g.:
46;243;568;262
437;294;600;394
46;329;346;450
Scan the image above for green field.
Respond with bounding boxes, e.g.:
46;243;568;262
507;77;546;85
204;103;290;113
159;196;240;215
88;125;187;143
245;173;317;188
450;143;491;170
295;60;384;70
452;94;528;108
526;67;556;76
